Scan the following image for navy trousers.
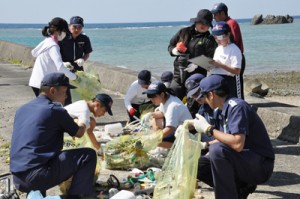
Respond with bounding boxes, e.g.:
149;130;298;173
13;148;97;195
197;142;274;199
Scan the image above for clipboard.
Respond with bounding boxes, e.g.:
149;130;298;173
188;55;215;71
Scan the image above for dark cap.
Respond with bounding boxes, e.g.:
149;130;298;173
197;75;228;100
211;21;230;36
49;17;71;35
143;81;166;97
190;9;213;27
211;2;228;14
70;16;84;27
95;94;113;116
185;74;205;97
160;71;174;83
138;70;151;85
41;72;76;89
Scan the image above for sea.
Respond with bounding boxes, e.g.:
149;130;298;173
0;17;300;76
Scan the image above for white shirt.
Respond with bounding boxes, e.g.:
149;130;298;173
210;43;242;76
29;37;77;89
158;95;192;128
124;77;156;111
64;100;91;129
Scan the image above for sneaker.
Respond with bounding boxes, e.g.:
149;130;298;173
238;184;257;199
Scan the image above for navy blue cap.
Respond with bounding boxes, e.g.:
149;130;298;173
185;74;205;97
143;81;166;96
190;9;213;27
197;75;228;100
41;72;76;89
211;21;230;36
70;16;84;27
95;94;113;116
160;71;174;82
211;2;228;14
138;70;151;85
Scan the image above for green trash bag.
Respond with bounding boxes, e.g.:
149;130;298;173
70;71;101;101
153;121;202;199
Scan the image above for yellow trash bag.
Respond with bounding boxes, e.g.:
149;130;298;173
153;121;202;199
60;132;100;195
70;71;101;101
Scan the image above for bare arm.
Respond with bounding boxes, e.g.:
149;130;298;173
86;117;100;150
210;60;241;75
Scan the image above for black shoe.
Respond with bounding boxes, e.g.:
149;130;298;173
238;185;257;199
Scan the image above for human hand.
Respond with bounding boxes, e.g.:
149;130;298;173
63;62;73;70
129;107;137;116
74;58;84;66
184;63;198;73
195;113;212;135
176;42;187;53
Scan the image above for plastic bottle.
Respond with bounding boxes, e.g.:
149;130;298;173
104;123;123;137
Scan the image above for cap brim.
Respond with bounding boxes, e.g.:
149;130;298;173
187;86;200;98
190;18;212;27
71;23;83;27
107;107;113;116
68;84;77;89
138;79;150;85
211;9;219;14
196;93;204;100
142;90;158;95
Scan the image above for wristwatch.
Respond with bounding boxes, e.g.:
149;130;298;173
207;126;215;136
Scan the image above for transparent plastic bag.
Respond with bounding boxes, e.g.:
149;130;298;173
70;71;101;101
153;121;202;199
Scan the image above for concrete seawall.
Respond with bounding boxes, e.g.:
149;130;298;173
0;40;299;144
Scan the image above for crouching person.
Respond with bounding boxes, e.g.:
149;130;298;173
142;81;192;148
187;75;274;199
10;73;97;199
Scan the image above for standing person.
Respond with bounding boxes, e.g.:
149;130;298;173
188;75;274;199
29;17;77;98
209;21;242;98
124;70;156;122
59;16;93;72
10;73;97;198
143;81;192;148
64;93;113;151
211;2;245;99
168;9;217;100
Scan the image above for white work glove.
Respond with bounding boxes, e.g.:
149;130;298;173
194;113;212;135
200;141;209;149
172;47;181;56
63;62;73;70
74;58;84;66
184;63;198;73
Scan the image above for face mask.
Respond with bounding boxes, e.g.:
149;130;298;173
216;35;225;41
57;31;66;41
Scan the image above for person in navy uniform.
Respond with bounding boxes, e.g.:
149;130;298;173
10;73;96;199
59;16;93;72
188;75;275;199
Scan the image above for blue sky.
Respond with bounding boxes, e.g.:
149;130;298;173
0;0;299;23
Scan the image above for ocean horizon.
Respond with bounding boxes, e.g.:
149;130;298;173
0;16;300;76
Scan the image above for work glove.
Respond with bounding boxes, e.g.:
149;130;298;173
129;107;137;116
63;62;74;70
200;141;209;150
176;41;187;53
195;113;212;135
74;58;84;66
184;63;198;73
141;112;153;126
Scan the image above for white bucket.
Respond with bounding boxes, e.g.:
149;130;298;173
110;190;136;199
104;123;123;137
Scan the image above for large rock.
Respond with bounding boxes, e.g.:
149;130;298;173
252;14;293;25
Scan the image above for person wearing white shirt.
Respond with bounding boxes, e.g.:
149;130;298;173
64;93;113;151
209;21;242;98
143;81;192;148
124;70;156;122
29;17;77;104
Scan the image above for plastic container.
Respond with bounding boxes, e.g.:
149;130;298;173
104;123;123;137
110;190;135;199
